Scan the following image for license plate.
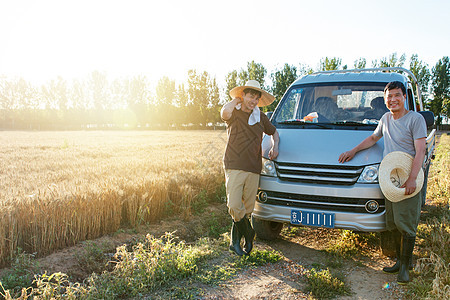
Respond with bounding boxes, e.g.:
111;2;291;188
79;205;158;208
291;209;335;228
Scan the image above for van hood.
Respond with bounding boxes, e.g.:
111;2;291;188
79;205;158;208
263;128;383;166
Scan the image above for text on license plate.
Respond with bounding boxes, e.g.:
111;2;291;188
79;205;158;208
290;209;335;228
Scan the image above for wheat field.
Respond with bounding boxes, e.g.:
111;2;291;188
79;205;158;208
0;130;227;266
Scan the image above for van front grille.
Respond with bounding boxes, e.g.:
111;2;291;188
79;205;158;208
275;162;364;185
258;190;385;214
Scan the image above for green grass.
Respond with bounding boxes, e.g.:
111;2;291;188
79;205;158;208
74;240;115;275
325;230;378;259
195;244;283;285
0;250;38;297
305;268;351;299
237;249;283;267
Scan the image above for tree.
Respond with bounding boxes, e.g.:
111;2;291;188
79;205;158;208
207;77;221;124
175;83;189;125
430;56;450;126
128;75;150;106
373;53;406;68
267;63;298;112
354;58;367;69
87;71;109;110
127;76;150;127
225;61;268;104
0;77;33;128
238;69;248;86
185;70;221;126
225;70;238;102
155;76;176;106
71;79;87;110
111;78;128;109
409;54;431;106
41;77;68;110
319;57;343;71
187;70;210;125
155;76;176;126
0;77;18;110
234;60;268;88
247;60;267;89
0;77;37;110
68;79;87;129
176;83;189;108
86;71;110;127
298;63;314;75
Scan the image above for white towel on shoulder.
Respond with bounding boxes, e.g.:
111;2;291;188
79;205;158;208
236;104;260;125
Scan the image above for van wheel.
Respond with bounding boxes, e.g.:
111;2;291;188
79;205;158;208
251;216;283;240
380;231;396;257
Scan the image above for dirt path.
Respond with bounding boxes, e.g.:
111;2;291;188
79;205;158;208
202;236;406;299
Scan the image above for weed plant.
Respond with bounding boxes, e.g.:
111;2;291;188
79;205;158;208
85;232;218;299
281;225;308;238
74;241;115;275
325;230;377;258
0;233;284;299
0;250;38;297
305;268;351;299
237;249;283;267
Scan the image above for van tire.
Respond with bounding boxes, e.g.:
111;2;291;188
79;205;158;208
251;216;283;240
380;231;397;257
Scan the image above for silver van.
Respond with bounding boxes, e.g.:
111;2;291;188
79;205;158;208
253;68;436;254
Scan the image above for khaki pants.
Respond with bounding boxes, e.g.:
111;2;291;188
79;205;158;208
224;169;260;222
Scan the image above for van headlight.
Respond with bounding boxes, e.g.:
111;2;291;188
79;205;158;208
357;164;379;183
261;157;277;176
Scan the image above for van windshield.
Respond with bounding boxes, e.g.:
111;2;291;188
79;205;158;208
274;83;387;126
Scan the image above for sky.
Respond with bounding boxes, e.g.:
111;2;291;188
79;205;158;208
1;0;449;88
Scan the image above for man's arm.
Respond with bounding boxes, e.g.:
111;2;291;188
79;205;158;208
338;134;381;163
401;137;426;195
268;130;279;159
221;98;241;121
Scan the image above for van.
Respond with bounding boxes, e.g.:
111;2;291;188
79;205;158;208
253;67;436;254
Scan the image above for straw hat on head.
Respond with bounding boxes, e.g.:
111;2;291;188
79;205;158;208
378;151;424;202
230;80;275;107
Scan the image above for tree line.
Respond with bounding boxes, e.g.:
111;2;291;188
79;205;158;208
0;53;448;130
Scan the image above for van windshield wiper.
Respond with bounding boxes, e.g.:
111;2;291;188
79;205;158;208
332;121;376;126
278;120;331;129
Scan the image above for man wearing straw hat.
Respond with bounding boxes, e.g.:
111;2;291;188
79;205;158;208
338;81;427;284
221;80;279;256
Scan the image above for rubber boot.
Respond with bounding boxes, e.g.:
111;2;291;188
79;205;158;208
229;221;245;256
397;235;415;285
243;217;256;255
383;231;414;274
234;217;248;254
383;230;401;274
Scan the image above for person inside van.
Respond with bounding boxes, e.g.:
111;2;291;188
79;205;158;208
338;81;427;284
364;96;389;119
221;80;279;256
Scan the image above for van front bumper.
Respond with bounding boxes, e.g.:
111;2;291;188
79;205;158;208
253;176;387;232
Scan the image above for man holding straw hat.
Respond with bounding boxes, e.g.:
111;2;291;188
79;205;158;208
221;80;280;256
338;81;427;284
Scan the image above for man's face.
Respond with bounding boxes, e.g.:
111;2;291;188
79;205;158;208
385;88;406;113
241;91;260;112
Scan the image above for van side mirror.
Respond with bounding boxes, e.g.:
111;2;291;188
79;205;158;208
418;111;435;128
266;111;273;120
